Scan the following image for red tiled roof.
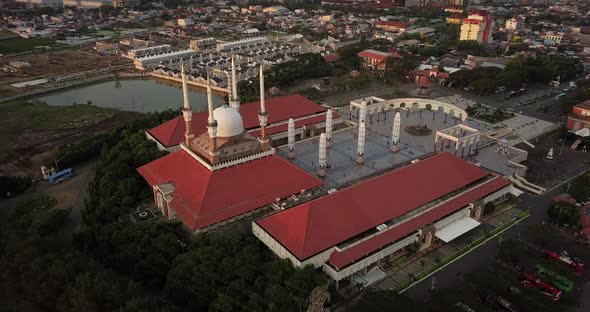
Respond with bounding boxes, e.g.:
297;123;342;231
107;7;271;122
138;150;323;230
374;21;407;28
257;153;492;260
357;50;391;62
249;111;340;137
328;176;510;269
323;53;340;63
148;94;326;147
553;193;577;205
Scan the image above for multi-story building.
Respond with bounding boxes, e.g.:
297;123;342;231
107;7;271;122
112;0;137;7
447;14;463;24
460;10;494;44
357;49;396;71
505;17;524;31
133;49;196;71
566;102;590;131
178;18;194;27
541;32;564;45
443;5;464;13
189;38;217;52
373;21;408;33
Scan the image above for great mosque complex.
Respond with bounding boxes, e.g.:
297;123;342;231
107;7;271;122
138;58;527;287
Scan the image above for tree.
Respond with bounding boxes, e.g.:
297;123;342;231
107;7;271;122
548;202;580;225
484;202;496;215
569;171;590;202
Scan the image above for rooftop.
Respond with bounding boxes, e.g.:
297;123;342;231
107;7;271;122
148;94;326;147
256;152;495;260
138;150;323;231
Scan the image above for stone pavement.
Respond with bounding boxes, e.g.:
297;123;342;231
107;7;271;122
373;206;524;292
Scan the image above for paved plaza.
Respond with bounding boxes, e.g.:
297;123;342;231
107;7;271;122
277;105;532;187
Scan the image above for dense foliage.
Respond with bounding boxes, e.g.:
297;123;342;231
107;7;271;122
166;234;327;312
548;201;580;226
568;170;590;202
265;53;332;87
53;109;178;168
0;196;153;312
83;131;168;225
449;55;581;93
0;175;32;198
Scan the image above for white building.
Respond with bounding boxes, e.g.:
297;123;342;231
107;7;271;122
460;10;494;44
263;5;289;14
134;49;196;71
216;37;270;52
178;18;194;27
505;17;524;31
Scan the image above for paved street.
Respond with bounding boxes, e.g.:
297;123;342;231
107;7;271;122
400;181;589;310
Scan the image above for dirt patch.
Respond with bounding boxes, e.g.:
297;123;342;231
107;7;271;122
0;111;143;177
0;48;133;96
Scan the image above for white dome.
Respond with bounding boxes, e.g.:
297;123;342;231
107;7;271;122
213;105;244;137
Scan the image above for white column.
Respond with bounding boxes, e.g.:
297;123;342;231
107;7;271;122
206;76;217;139
325;109;333;148
259;64;266;114
258;64;268;143
391;111;401;152
359;99;367;124
181;63;190;111
318;133;327;177
356;121;366;164
288;118;295;159
230;55;240;111
392;112;401;144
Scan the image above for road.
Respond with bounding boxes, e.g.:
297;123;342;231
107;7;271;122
402;179;590;311
0;160;95;236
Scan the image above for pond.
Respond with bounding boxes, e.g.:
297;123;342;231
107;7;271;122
34;78;225;113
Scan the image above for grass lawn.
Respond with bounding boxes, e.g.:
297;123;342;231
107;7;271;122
0;101;115;156
0;37;55;54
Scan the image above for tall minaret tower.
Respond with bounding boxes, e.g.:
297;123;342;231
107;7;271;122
258;64;269;148
287;118;295;159
229;55;240;111
318;133;327;177
325;109;333;148
391;111;401;153
356;121;366;164
181;63;194;146
206;75;218;152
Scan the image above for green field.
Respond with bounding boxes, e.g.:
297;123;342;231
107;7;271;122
0;101;115;156
0;37;55;54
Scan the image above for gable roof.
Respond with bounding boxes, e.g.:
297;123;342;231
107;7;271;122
328;176;509;269
148;94;326;147
138;150;323;230
256;153;492;260
357;49;393;62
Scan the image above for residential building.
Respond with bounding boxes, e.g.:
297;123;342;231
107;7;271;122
112;0;137;7
357;49;396;71
447;14;463;24
505;17;524;31
566;101;590;131
460;10;494;44
373;21;408;33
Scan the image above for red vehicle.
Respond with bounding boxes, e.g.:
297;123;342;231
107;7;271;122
545;250;584;275
521;272;561;301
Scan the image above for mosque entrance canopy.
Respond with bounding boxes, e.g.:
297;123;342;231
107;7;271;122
435;217;480;243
